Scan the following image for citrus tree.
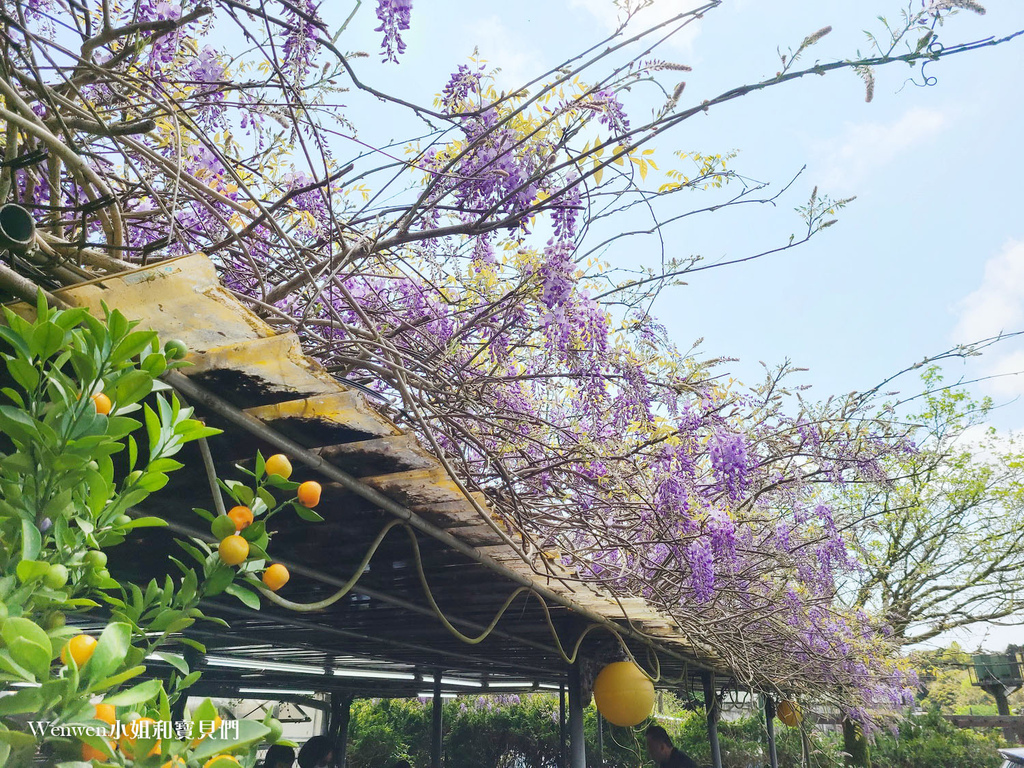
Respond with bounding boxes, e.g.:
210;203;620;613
0;296;290;767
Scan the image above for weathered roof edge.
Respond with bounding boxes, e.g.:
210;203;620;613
22;251;729;680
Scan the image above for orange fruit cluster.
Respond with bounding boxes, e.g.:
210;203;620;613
297;481;321;508
60;634;97;667
265;453;292;479
218;535;249;566
262;563;290;591
227;505;253;531
91;392;112;415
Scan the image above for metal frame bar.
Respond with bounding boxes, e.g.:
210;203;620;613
702;672;722;768
431;670;443;768
567;659;586;768
764;695;778;768
207;602;560;678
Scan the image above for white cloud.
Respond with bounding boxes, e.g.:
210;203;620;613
950;240;1024;399
952;239;1024;342
464;17;546;92
816;107;949;189
568;0;705;52
974;349;1024;399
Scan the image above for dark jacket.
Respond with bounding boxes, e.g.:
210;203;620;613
663;747;698;768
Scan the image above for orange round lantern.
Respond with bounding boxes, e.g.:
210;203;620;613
592;661;656;726
776;699;802;727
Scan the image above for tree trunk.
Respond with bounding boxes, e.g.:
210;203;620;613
842;717;871;768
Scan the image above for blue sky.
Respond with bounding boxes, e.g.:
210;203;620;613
336;1;1024;421
325;1;1024;649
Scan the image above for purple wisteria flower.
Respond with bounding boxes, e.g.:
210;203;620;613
442;64;485;112
375;0;413;63
709;430;749;499
686;538;715;603
590;89;630;138
282;0;322;80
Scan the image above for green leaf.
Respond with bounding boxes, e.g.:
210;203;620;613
192;507;215;523
0;405;40;444
222;480;254;507
16;560;51;583
140;351;167;377
265;474;300;491
61;598;101;609
0;321;31;357
148;458;184;473
127;434;139;472
176;567;198;607
0;728;37;748
0;386;25;407
5;357;40;392
1;618;52;671
122;516;168;529
100;677;163;706
153;651;189;675
20;517;41;561
52;305;88;330
177;670;202;689
31;320;66;360
105;307;130;341
135;472;169;493
293;503;325;523
75;731;117;761
87;664;146;693
177;637;206;654
192;698;218;729
191;718;271;761
241;521;266;542
0;686;43;716
8;637;50;680
143;402;160;453
106;415;142;441
83;622;131;683
175;539;209;567
110;330;157;365
0;648;36;680
112;370;154;408
204;566;234;597
225;583;261;611
68;348;98;383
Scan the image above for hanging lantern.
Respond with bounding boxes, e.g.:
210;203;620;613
592;661;655;727
776;699;802;727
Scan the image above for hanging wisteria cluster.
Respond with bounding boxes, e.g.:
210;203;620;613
0;0;1008;721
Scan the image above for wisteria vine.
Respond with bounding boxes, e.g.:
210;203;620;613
0;0;1011;723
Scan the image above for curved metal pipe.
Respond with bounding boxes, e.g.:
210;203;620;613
0;203;35;254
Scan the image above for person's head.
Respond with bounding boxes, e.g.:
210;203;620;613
297;736;335;768
262;744;296;768
645;724;674;764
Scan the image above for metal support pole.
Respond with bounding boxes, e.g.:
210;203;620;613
559;683;567;768
568;659;586;768
702;672;722;768
764;696;778;768
329;693;352;768
596;711;604;768
431;671;443;768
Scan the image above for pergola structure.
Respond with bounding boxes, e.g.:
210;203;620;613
18;253;785;768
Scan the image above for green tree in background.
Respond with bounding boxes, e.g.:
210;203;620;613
843;368;1024;644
